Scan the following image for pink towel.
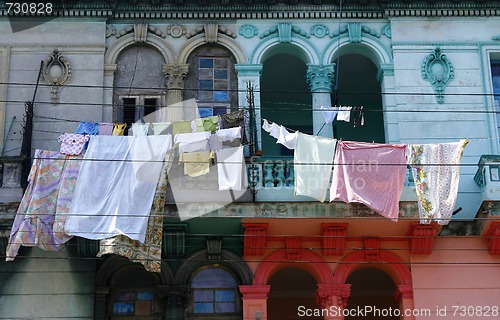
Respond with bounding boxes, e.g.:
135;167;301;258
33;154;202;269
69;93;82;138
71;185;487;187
330;141;407;221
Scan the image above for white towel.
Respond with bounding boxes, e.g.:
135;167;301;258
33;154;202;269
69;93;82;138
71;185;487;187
216;146;244;190
294;133;337;202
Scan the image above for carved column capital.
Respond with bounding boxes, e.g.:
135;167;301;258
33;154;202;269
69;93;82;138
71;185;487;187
316;283;351;308
306;64;335;93
163;64;189;90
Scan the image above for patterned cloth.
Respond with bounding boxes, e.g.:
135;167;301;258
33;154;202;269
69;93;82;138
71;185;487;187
58;133;90;155
96;152;172;273
410;139;469;225
6;150;81;261
329;141;407;221
75;121;99;135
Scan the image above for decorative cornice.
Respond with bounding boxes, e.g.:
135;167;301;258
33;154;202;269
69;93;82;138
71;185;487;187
2;2;499;19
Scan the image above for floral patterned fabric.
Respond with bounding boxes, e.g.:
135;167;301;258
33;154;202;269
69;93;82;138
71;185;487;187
96;152;172;273
6;150;82;261
410;139;469;225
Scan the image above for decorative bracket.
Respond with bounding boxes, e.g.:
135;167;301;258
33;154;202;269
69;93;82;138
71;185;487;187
41;49;72;105
285;237;301;260
364;237;380;261
321;223;348;256
407;222;439;254
421;47;454;104
243;223;268;256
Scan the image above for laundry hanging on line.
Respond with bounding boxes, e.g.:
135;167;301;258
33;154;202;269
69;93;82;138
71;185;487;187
262;119;469;224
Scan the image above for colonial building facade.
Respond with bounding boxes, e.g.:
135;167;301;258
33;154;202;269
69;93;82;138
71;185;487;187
1;1;500;319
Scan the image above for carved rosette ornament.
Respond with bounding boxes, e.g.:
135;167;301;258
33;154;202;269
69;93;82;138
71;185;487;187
316;284;351;308
421;47;454;104
41;49;72;105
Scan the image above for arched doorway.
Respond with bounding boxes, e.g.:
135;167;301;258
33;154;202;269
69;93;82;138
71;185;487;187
345;268;399;320
332;53;385;143
268;268;321;320
261;52;312;156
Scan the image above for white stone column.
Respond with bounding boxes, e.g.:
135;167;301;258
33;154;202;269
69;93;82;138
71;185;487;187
163;64;190;122
235;64;263;155
306;64;335;138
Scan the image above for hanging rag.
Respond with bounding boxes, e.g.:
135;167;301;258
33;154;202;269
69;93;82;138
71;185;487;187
294;133;337;202
193;115;220;133
211;127;242;150
75;121;99;135
410;139;469;225
179;151;214;177
112;123;127;136
98;122;114;135
262;119;298;150
221;110;248;144
336;106;352;122
65;135;172;243
329;141;407;221
58;133;90;156
216;146;244;191
320;105;338;124
174;131;211;153
172;120;193;135
131;123;150;136
5;150;81;261
152;122;172;135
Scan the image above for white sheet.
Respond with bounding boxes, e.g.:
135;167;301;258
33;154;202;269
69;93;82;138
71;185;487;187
65;135;171;243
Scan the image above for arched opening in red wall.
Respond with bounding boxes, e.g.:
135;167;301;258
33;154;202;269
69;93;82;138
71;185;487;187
267;268;321;320
345;268;399;320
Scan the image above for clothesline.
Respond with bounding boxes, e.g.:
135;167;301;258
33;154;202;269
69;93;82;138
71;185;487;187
263;119;469;226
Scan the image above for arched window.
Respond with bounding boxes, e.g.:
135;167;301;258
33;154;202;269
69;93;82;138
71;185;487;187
107;265;162;319
113;44;166;131
186;266;241;320
184;44;238;118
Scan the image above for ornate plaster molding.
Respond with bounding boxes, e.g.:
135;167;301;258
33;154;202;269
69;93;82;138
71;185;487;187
421;47;454;104
41;49;72;105
329;22;380;41
239;24;258;39
259;22;310;42
186;23;236;41
114;23;167;40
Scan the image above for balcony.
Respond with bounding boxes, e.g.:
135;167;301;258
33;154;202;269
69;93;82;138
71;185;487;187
474;155;500;202
0;156;24;203
166;156;417;203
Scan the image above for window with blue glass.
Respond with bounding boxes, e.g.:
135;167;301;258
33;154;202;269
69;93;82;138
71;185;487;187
197;57;230;117
189;266;240;318
108;265;160;319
